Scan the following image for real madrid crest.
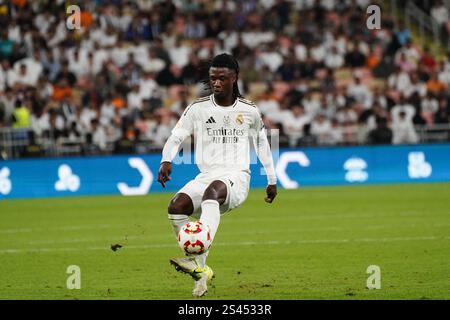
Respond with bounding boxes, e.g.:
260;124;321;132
236;113;244;125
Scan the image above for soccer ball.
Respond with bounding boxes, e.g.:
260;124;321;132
177;221;211;255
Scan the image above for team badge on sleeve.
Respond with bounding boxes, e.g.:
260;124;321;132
223;115;231;127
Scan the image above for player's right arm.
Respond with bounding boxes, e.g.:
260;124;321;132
158;105;195;188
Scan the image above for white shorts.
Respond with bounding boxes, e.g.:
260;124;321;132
177;170;250;218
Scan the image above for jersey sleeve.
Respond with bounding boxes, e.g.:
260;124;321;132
173;104;195;135
251;108;277;185
161;104;195;163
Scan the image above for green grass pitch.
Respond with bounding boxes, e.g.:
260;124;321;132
1;183;449;300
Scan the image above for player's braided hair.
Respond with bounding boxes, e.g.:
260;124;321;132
198;53;243;98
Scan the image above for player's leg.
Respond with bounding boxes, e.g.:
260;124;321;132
199;180;227;245
198;172;250;264
188;180;227;297
194;181;227;269
167;177;205;240
167;192;194;240
194;173;250;297
168;179;208;282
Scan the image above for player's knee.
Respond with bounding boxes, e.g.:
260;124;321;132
167;194;193;215
167;201;188;215
203;181;227;203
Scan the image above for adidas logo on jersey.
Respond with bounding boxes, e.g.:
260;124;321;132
206;117;216;124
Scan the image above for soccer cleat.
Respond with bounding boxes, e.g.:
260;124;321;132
169;256;204;281
192;265;214;297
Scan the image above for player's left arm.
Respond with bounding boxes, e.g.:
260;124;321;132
251;109;277;203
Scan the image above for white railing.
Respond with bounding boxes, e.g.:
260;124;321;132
0;127;31;159
2;124;450;159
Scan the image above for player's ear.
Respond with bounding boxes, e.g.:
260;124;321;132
231;71;237;84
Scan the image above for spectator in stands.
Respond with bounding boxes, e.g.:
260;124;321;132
311;113;333;145
43;108;65;142
302;91;321;118
282;104;311;147
392;111;419;144
388;66;412;96
68;48;89;80
0;0;448;159
345;42;367;68
324;46;344;69
395;40;420;70
393;20;412;49
0;88;14;126
395;52;416;73
14;51;43;86
66;122;83;144
169;36;191;69
134;111;157;141
0;100;4;126
184;14;206;39
421;91;439;118
257;87;281;120
180;53;201;85
427;72;447;95
52;78;72;102
79;104;97;135
360;102;388;133
42;50;61;83
9;64;34;88
320;68;336;93
276;52;300;82
430;0;449;27
125;15;151;42
368;116;393;145
371;86;388;109
298;123;317;147
127;83;143;112
434;97;450;124
335;103;358;126
438;60;450;87
170;87;190;116
420;47;437;72
0;30;13;60
153;109;175;147
346;75;372;110
406;72;427;99
329;118;344;144
55;61;77;87
91;119;107;152
114;125;135;154
11;99;30;128
391;95;416;123
258;43;284;73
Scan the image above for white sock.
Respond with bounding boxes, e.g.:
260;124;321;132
168;214;189;239
196;251;209;269
200;200;221;240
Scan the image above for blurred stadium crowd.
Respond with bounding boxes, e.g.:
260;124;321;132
0;0;449;158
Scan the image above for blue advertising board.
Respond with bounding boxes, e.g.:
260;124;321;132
0;144;449;200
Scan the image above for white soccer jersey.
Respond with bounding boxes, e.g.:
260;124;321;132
161;95;277;185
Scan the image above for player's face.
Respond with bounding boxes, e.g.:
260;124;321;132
209;67;236;99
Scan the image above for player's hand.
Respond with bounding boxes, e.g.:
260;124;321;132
158;161;172;188
265;184;277;203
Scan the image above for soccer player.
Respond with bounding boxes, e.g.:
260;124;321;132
158;53;277;297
